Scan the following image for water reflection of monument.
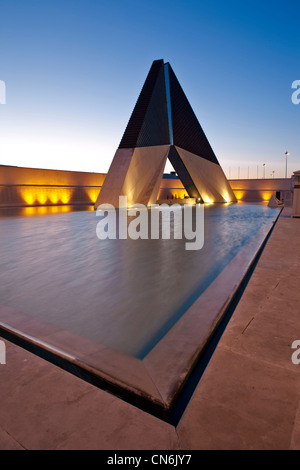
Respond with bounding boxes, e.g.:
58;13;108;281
94;60;236;208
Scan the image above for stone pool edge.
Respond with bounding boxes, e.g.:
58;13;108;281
0;207;282;421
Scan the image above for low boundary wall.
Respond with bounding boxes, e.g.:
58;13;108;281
0;165;294;208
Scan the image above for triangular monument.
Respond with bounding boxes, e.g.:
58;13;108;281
95;59;236;208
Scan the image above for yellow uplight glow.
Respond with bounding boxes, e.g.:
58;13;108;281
20;186;75;206
203;195;213;204
49;190;60;204
61;189;72;204
260;191;272;202
234;191;245;201
222;192;232;203
37;192;48;205
22;188;36;205
86;188;101;203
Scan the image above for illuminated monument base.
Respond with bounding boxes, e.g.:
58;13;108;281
95;59;236;208
97;145;170;208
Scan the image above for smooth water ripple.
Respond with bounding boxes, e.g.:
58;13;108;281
0;203;279;358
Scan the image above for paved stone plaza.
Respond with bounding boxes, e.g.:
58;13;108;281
0;207;299;450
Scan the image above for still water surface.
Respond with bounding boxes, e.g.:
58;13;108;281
0;203;279;358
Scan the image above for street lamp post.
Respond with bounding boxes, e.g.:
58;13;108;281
263;163;266;179
285;152;290;178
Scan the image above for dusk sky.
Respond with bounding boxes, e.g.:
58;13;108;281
0;0;299;179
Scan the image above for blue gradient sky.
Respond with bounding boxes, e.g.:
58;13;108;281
0;0;299;178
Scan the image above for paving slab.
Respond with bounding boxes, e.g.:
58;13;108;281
0;338;181;450
177;207;300;449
